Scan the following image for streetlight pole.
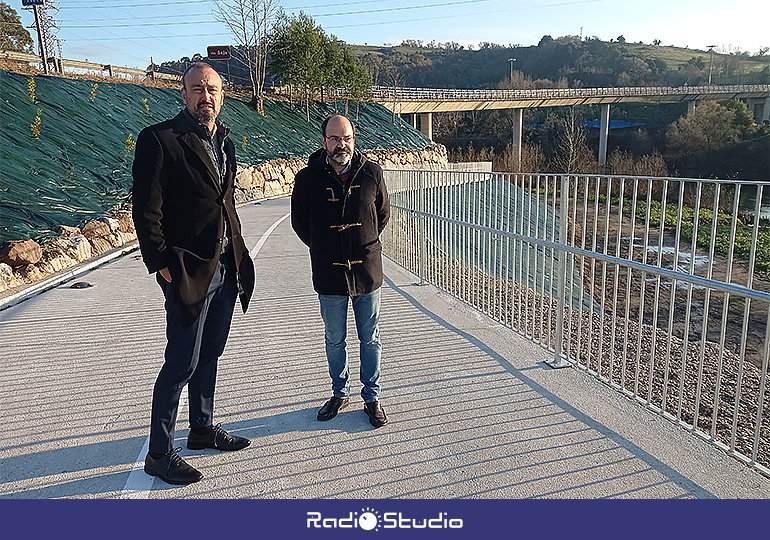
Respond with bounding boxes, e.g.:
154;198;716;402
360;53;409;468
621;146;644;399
707;45;717;85
508;57;516;82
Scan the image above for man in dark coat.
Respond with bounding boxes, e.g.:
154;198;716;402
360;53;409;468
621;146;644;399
132;62;255;485
291;114;390;428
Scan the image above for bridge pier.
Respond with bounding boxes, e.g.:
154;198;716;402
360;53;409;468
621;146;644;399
687;101;696;115
598;103;610;172
420;112;433;140
763;96;770;122
512;108;523;172
401;113;418;129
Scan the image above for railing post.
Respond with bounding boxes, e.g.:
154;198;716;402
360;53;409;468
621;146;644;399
417;170;427;285
547;174;572;369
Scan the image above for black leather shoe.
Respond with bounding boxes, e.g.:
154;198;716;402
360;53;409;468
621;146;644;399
144;448;203;485
317;396;349;421
187;424;251;451
364;401;388;428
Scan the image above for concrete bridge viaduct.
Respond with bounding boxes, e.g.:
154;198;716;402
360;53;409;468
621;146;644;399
372;84;770;170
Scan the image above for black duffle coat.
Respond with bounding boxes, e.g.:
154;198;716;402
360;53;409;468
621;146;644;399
291;149;390;296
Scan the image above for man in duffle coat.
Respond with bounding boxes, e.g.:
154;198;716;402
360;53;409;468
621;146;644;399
291;114;391;428
132;62;255;485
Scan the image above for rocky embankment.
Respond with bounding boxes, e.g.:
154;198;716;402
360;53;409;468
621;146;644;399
0;145;448;294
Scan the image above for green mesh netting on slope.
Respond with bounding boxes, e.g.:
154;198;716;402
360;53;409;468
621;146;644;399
0;69;430;243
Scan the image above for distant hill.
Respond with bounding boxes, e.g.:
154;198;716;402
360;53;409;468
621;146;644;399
153;37;768;91
349;37;770;89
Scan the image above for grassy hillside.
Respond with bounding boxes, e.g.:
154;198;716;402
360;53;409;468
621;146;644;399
0;69;429;242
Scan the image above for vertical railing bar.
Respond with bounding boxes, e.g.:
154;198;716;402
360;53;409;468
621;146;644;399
500;174;507;325
648;179;667;404
730;184;763;449
550;174;570;368
663;180;685;410
452;172;457;298
475;173;481;312
462;172;468;299
598;174;612;376
712;184;740;438
482;174;488;315
622;178;639;390
443;171;449;293
694;184;721;430
550;175;559;347
588;175;601;372
568;176;579;362
493;175;498;322
608;177;626;384
634;179;653;398
578;175;590;367
541;174;549;343
678;181;702;422
492;175;499;321
540;174;549;345
751;305;770;462
505;174;512;329
527;174;534;340
514;175;527;335
534;174;543;342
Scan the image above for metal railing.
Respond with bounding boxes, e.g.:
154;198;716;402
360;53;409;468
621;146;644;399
0;50;179;83
382;169;770;476
371;84;770;101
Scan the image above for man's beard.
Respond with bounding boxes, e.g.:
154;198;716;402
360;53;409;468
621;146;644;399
192;102;216;124
329;148;351;167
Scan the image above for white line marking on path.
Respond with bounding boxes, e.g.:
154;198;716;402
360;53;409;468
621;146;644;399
250;212;291;257
120;211;291;498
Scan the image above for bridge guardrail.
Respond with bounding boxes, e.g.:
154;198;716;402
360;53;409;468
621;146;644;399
370;84;770;101
1;50;179;83
382;169;770;476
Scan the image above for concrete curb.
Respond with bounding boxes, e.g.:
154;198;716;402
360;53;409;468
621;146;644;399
0;241;139;311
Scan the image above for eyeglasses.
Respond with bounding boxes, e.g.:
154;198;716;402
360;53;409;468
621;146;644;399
325;135;354;144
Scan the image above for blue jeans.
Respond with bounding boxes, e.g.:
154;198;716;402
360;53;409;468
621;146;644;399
318;289;382;403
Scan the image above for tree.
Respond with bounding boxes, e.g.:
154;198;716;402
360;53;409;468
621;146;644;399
666;101;739;157
724;99;757;138
213;0;278;114
0;2;33;53
548;109;597;174
338;48;372;117
270;11;326;118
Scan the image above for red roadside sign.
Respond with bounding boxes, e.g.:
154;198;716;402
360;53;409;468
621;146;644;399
207;46;232;60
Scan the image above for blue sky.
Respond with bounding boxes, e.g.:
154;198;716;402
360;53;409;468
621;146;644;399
15;0;770;71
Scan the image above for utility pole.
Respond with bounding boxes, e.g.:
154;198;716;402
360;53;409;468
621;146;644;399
24;0;61;74
28;2;49;74
707;44;717;85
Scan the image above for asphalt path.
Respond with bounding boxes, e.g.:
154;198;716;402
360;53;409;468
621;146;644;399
1;196;769;499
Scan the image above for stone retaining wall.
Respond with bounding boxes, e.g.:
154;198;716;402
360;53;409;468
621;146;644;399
0;145;448;293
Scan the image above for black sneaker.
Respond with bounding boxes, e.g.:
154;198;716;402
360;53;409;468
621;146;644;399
144;448;203;485
317;396;349;421
364;401;388;428
187;423;251;451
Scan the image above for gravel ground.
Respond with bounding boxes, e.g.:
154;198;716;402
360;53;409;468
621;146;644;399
406;256;770;471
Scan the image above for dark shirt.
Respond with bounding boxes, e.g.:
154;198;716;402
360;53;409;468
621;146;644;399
181;108;232;254
181;108;228;185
